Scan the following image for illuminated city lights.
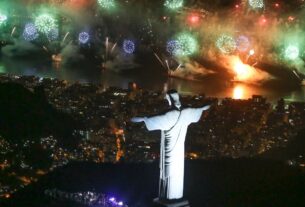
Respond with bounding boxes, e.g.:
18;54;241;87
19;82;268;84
45;189;128;206
108;196;125;206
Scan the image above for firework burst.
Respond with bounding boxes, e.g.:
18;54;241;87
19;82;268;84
123;39;135;54
236;35;250;52
47;27;59;41
164;0;183;10
285;45;299;60
23;23;39;41
35;14;57;34
216;34;237;54
0;13;7;26
79;32;90;44
248;0;264;9
173;33;198;56
98;0;115;9
166;40;179;55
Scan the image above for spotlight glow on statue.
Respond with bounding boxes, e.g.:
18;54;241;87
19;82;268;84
131;90;210;203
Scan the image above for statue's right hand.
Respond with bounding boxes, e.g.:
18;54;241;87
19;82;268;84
201;105;211;111
131;117;145;123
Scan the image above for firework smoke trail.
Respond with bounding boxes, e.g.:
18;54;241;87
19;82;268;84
11;27;16;37
62;32;70;43
110;42;117;54
154;52;167;70
42;45;49;53
175;63;182;71
293;70;301;80
165;59;170;71
105;37;109;60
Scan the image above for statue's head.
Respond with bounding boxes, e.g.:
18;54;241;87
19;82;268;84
165;89;181;110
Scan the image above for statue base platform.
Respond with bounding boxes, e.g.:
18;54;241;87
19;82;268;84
153;198;190;207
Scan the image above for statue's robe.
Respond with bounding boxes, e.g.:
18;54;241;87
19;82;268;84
143;108;204;200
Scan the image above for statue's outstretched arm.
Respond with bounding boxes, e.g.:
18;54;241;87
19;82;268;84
131;117;146;123
200;105;211;111
131;113;172;131
186;104;211;124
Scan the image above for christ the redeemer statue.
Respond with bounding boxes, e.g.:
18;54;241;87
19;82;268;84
131;90;210;206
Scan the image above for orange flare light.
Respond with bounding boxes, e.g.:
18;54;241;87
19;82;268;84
233;85;244;99
232;58;252;81
187;13;200;26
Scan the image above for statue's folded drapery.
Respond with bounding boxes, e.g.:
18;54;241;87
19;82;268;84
143;108;205;200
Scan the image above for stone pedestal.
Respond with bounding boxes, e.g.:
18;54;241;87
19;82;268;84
153;198;190;207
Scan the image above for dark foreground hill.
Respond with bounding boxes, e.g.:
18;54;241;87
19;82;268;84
3;159;305;207
0;82;81;147
261;129;305;161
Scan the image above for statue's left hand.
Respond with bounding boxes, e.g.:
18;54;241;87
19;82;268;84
131;117;145;123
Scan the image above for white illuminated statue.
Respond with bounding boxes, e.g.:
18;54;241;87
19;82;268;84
131;90;210;204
